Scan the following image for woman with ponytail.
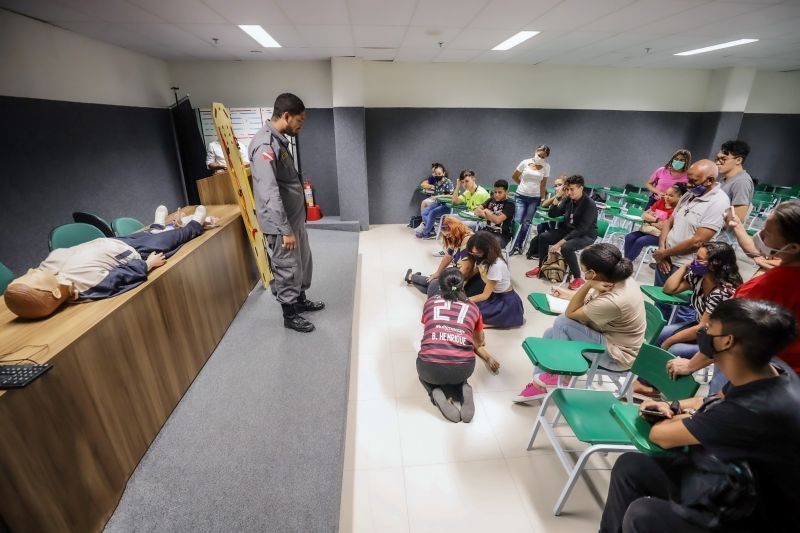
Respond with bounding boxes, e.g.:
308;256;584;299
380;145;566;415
417;268;499;423
515;243;646;402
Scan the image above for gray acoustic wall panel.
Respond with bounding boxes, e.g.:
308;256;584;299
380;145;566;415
0;96;184;275
298;108;339;216
739;113;800;185
333;107;370;229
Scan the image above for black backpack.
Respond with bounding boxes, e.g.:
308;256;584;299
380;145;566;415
408;215;423;228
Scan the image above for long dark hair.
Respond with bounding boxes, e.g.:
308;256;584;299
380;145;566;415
704;242;743;287
466;231;503;267
580;243;633;282
439;267;467;302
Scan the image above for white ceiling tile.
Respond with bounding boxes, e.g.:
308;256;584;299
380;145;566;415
526;31;614;52
590;0;709;33
446;28;519;50
410;0;490;27
393;48;441;62
636;1;763;35
347;0;416;26
177;23;263;47
55;21;153;50
295;25;354;47
126;0;227;23
119;23;210;51
54;0;163;23
0;0;93;22
468;0;562;30
433;49;483;62
702;3;800;36
356;47;397;60
200;0;291;26
401;26;462;49
528;0;637;31
352;25;407;48
274;0;350;25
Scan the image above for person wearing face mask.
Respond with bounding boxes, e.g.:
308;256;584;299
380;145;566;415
510;144;551;254
651;160;730;321
667;201;800;384
417;162;453;217
515;243;645;402
465;231;524;329
623;183;688;261
600;298;799;533
524;175;568;260
716;140;754;227
644;149;691;208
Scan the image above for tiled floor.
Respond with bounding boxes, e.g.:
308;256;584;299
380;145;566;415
339;224;628;533
339;224;753;532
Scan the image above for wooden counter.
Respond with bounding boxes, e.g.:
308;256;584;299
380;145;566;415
196;169;251;206
0;205;258;533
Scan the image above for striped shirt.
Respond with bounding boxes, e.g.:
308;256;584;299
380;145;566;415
418;296;483;365
684;271;737;317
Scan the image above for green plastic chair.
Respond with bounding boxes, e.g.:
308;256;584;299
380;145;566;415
521;338;597;381
112;217;145;237
0;262;14;295
49;223;106;251
610;403;675;457
640;285;692;323
597;219;609;239
644;301;667;345
526;293;561;316
528;343;698;515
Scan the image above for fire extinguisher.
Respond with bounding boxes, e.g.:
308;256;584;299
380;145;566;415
303;179;315;207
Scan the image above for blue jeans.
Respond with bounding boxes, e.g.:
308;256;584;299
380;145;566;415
653;263;695;322
419;202;449;236
513;194;540;249
624;231;659;261
656;321;699;359
542;315;629;372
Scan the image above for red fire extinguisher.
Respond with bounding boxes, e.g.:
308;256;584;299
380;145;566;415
303;180;315;207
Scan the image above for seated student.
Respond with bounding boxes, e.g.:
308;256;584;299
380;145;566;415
473;179;515;247
667;201;800;385
600;299;800;533
416;169;488;239
417;162;453;215
405;216;483;297
623;182;687;261
510;144;551;253
466;231;524;328
643;149;690;208
524;175;567;259
4;206;214;319
525;174;598;289
206;139;249;173
515;244;645;402
417;268;499;423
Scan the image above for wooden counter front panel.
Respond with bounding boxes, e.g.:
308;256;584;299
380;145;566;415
0;214;258;533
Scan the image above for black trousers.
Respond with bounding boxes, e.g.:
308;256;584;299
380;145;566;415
600;453;750;533
536;228;595;279
116;221;203;259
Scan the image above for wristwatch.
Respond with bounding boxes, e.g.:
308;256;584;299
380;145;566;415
669;400;681;415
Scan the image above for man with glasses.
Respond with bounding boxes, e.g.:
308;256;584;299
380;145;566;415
716;140;754;225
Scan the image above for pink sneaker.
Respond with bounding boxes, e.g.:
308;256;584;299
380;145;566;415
533;372;561;388
513;382;547;403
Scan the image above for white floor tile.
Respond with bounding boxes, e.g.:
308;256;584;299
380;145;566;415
347;398;404;470
339;468;411;533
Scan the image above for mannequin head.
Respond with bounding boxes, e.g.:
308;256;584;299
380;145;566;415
4;269;72;319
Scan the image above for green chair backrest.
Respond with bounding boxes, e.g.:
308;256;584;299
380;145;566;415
0;261;14;295
626;206;644;217
606;226;627;236
609;185;625;193
509;182;518;194
597;218;609;238
644;301;667;345
631;344;699;401
49;223;105;251
112;217;145;237
755;183;770;192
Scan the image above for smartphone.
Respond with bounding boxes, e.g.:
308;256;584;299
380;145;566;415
640;408;669;423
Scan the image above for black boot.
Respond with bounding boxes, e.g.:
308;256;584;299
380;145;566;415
282;303;315;332
296;292;325;313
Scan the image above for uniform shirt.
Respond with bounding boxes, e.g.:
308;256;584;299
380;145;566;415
719;169;754;207
459;186;490;210
684;271;737;318
666;187;730;266
682;362;800;531
478;257;512;292
445;236;473;270
647;166;687;194
418;296;483;365
481;198;515;240
249;122;304;236
736;265;800;372
515;158;551;198
432;177;454;196
206;140;249;169
581;278;646;368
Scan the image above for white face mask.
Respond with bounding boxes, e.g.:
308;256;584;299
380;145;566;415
753;230;794;257
533;155;543;163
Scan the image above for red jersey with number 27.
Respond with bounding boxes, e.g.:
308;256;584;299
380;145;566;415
418;296;483;365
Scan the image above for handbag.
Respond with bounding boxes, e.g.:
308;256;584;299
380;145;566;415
639;221;662;236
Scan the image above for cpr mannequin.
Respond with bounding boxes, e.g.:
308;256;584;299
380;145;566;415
5;206;217;319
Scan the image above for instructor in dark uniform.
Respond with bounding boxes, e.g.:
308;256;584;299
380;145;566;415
249;93;324;332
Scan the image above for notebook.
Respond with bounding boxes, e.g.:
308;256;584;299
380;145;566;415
546;293;569;314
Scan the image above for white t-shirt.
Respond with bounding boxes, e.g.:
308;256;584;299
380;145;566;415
482;258;512;292
206;140;250;168
515;158;551;198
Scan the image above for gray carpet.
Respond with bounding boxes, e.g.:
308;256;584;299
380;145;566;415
104;229;357;533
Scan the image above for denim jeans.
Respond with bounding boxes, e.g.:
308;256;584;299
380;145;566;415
656;321;699;359
513;194;541;249
419;202;449;236
623;231;659;261
542;315;629;372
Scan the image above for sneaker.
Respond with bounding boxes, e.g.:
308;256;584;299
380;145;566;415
513;382;547;403
569;277;586;290
154;205;168;226
431;249;446;257
422;233;437;240
190;205;207;225
525;266;541;278
533;372;561;388
415;231;430;239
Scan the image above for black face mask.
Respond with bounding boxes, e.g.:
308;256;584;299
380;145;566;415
697;328;730;358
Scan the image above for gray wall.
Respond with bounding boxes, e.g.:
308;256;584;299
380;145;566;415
739;113;800;185
0;96;185;275
333;107;370;229
298;107;339;216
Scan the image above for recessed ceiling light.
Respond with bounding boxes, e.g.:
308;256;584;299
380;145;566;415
238;25;281;48
491;31;540;51
674;38;758;56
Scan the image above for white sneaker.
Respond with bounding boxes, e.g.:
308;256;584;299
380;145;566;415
191;205;207;225
431;249;446;257
154;205;168;226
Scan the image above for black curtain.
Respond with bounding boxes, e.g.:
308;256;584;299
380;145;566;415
170;96;209;205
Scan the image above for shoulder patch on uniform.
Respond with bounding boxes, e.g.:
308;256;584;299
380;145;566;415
261;149;275;161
